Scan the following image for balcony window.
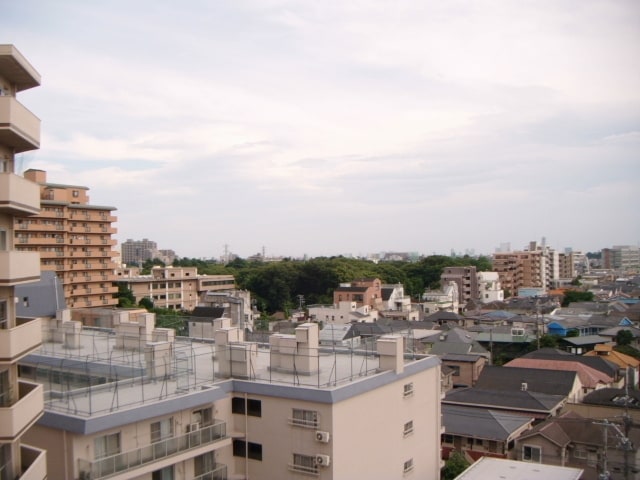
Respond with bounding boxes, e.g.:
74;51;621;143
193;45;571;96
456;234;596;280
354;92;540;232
0;300;7;329
192;407;213;428
151;418;173;443
95;432;120;459
152;466;174;480
194;452;215;477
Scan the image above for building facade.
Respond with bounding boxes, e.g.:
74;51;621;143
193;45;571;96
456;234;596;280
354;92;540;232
440;266;478;307
0;44;47;480
21;317;443;480
14;169;118;308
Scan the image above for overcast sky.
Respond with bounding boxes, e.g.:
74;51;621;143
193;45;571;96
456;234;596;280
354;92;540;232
3;0;639;259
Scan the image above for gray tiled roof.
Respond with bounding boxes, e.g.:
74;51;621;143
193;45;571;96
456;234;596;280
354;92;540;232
442;404;532;440
475;365;577;396
443;388;565;413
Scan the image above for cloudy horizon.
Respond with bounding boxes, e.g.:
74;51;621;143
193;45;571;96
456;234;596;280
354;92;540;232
3;0;639;259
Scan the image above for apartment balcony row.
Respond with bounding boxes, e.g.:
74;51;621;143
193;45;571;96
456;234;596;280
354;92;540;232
0;317;42;364
0;251;40;287
69;297;118;308
69;286;118;296
66;274;114;284
16;236;64;245
0;96;40;153
0;173;40;215
68;213;118;223
0;380;43;441
77;421;228;480
69;226;118;235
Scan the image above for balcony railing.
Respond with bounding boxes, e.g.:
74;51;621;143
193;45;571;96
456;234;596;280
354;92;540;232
0;96;41;153
0;173;40;215
0;380;44;440
19;444;47;480
78;421;227;479
193;464;228;480
0;317;42;361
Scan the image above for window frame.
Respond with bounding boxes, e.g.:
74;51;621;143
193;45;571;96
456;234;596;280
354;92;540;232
522;444;541;463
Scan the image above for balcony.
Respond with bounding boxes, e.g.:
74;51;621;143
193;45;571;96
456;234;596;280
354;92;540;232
0;251;40;286
0;96;40;153
19;444;47;480
194;465;227;480
0;317;42;363
0;173;40;215
78;421;228;479
0;380;43;441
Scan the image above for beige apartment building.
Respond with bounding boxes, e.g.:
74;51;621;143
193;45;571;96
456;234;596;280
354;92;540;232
0;44;47;480
493;249;547;296
14;169;118;309
21;314;442;480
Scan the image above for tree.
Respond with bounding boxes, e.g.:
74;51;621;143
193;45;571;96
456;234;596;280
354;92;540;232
616;329;634;346
441;451;469;480
561;290;594;307
138;297;154;310
115;283;136;308
537;334;560;349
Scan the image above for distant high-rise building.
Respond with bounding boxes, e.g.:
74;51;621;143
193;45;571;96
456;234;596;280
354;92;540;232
16;169;119;309
440;266;478;307
602;245;640;271
0;43;47;479
121;238;158;265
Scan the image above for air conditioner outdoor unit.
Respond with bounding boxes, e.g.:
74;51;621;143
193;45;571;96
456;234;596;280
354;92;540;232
315;431;331;443
188;422;200;432
315;454;331;467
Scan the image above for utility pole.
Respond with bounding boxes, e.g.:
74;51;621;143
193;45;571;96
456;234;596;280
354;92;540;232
593;419;633;480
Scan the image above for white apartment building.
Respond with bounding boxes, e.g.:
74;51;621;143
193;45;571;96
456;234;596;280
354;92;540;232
476;272;504;303
307;301;379;325
21;315;442;480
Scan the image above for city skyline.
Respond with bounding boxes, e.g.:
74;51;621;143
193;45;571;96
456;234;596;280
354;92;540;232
3;1;639;259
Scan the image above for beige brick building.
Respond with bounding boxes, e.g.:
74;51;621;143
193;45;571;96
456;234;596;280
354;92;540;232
0;44;47;480
14;169;118;309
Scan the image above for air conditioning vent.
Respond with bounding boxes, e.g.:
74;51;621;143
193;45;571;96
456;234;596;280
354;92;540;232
188;422;200;432
315;454;331;467
315;431;330;443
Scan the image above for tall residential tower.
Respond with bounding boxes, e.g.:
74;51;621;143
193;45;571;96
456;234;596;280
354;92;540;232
0;44;47;480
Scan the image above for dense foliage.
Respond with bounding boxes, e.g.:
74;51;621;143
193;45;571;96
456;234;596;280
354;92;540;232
561;290;594;307
441;451;469;480
169;255;492;314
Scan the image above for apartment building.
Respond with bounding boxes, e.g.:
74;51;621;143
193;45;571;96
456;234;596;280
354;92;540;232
333;277;383;309
116;266;200;311
121;238;159;265
493;242;557;295
21;315;442;480
440;266;478;307
14;169;118;308
477;272;504;303
0;44;47;480
602;245;640;271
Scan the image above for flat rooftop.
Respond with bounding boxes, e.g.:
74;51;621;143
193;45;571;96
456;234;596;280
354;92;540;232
23;327;431;418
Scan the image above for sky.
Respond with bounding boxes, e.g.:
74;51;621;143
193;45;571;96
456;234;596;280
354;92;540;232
3;0;640;259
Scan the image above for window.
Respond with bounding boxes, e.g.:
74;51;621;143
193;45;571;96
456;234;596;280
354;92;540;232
152;466;174;480
194;452;215;476
450;366;460;376
291;453;317;474
403;458;414;473
574;448;586;459
231;397;261;417
403;421;414;437
73;190;79;197
403;382;414;397
290;408;318;428
151;418;173;443
522;445;541;463
233;440;263;461
192;407;213;427
0;300;7;329
443;434;454;444
94;433;120;459
0;229;6;250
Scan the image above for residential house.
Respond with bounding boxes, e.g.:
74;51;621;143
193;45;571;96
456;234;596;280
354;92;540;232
440;353;487;388
442;405;533;462
454;456;583;480
332;278;382;309
515;410;640;480
475;365;583;403
584;343;640;388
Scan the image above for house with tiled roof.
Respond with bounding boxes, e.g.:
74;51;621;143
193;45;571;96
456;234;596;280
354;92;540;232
475;365;582;403
515;410;640;479
440;353;488;388
441;405;534;462
505;358;615;397
584;343;640;387
443;388;566;421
